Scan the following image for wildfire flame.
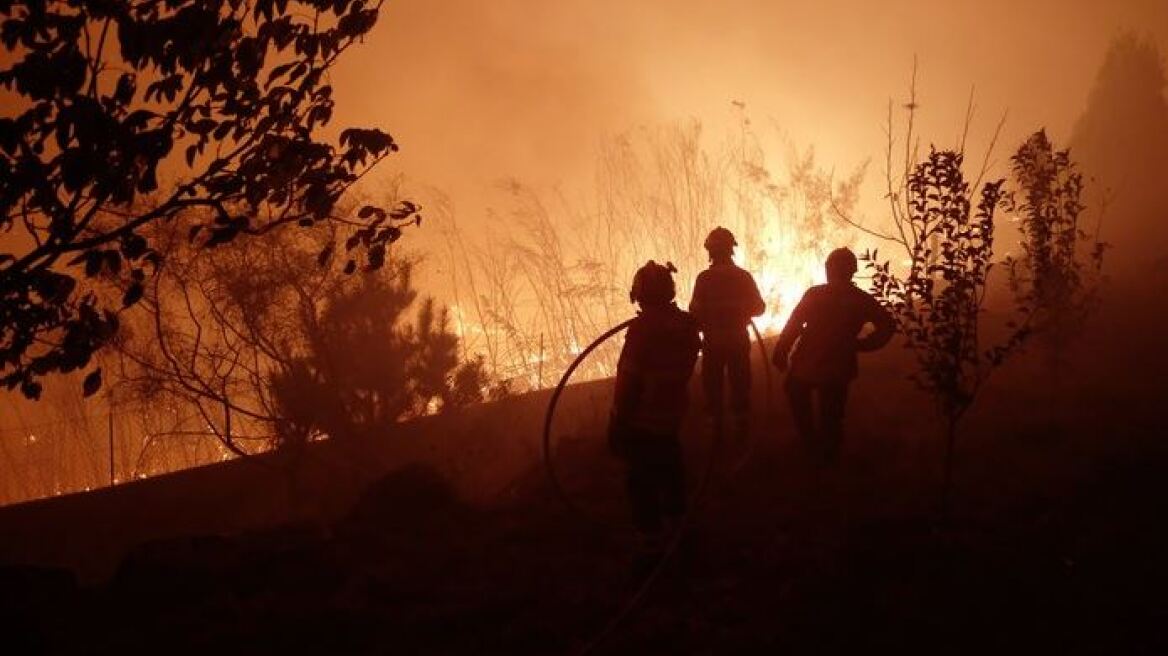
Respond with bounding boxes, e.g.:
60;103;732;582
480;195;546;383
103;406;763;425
740;225;829;335
437;121;853;393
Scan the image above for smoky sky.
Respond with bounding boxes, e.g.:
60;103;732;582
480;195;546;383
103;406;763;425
327;0;1168;207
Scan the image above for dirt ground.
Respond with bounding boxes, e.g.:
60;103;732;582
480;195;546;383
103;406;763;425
2;283;1167;654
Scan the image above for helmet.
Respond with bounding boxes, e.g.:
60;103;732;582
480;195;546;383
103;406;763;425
825;247;858;280
703;226;737;254
630;260;677;305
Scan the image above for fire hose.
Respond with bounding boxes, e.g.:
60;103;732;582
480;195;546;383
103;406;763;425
541;317;772;654
735;319;773;475
542;319;770;517
541;318;634;522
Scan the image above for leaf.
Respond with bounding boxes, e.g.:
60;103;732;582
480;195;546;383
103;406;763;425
122;282;144;307
20;379;42;401
365;243;386;270
103;250;122;275
212;121;234;141
114;73;136;105
82;369;103;397
266;61;296;85
317;243;334;267
84;251;103;277
122;233;148;259
357;205;384;220
189;119;216;136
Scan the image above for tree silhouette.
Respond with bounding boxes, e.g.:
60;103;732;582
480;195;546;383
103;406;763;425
271;272;486;446
1005;130;1105;364
0;0;418;400
842;66;1043;513
1069;34;1168;271
864;148;1030;513
115;217;484;457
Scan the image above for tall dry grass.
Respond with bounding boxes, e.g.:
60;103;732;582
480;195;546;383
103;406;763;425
434;112;863;391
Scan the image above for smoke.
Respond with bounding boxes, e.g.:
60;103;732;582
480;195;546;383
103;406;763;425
328;0;659;200
329;0;1168;211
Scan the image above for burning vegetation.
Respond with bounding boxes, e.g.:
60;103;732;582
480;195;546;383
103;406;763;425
2;2;1168;654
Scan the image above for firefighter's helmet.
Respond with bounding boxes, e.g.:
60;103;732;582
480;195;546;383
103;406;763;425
825;247;858;280
703;226;737;254
630;260;678;305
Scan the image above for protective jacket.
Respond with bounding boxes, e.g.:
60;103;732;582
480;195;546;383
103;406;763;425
773;282;895;383
611;303;701;435
688;262;766;344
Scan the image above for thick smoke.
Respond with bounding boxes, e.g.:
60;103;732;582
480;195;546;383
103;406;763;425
328;0;1168;211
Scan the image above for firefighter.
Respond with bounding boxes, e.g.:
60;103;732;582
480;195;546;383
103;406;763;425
772;247;895;465
688;227;766;436
609;260;701;553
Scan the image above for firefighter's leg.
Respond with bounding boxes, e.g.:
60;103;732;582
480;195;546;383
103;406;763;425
784;376;817;450
701;346;727;426
625;434;662;534
655;433;692;578
727;338;752;436
626;432;672;579
819;382;850;464
656;433;687;523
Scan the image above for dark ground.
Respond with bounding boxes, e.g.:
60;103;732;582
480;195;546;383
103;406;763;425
3;284;1167;655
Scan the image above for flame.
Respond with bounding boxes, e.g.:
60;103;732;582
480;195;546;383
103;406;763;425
435;136;849;391
441;203;842;391
742;242;827;336
737;204;832;336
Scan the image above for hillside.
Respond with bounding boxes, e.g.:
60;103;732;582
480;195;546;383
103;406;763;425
2;283;1166;654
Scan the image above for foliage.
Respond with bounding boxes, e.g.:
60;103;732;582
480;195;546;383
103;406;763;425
851;64;1040;512
0;0;418;400
1005;130;1105;357
270;269;487;447
864;145;1030;512
115;219;485;456
867;150;1026;421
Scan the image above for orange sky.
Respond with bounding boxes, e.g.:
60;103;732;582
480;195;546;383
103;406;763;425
326;0;1168;209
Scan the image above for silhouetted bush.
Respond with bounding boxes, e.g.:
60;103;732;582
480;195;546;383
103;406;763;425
866;148;1030;512
115;221;486;456
0;0;417;399
1005;129;1105;363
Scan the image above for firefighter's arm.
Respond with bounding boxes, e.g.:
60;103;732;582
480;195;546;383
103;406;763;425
687;273;706;317
857;295;896;352
772;291;810;370
608;361;643;458
611;364;643;423
745;273;767;317
609;326;645;432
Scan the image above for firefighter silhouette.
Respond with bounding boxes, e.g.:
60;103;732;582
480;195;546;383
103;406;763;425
609;261;701;551
688;227;766;436
772;247;895;464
